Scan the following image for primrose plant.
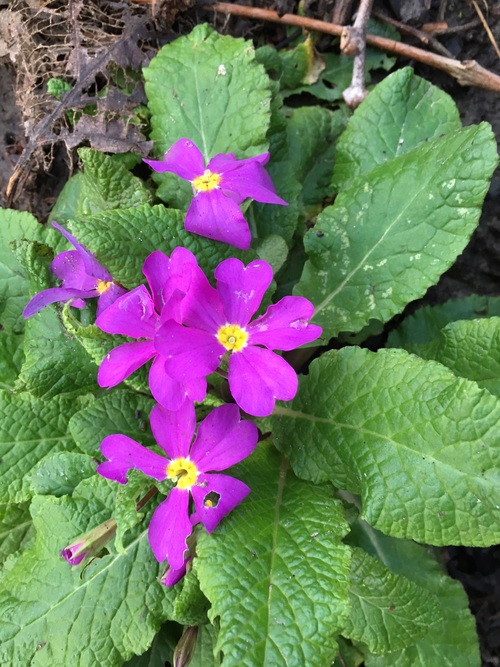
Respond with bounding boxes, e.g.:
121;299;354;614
1;22;499;667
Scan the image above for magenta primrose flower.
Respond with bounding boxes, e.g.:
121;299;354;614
156;257;322;417
97;401;258;580
144;138;287;250
96;247;207;411
23;222;126;319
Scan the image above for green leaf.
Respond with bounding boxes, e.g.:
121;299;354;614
349;521;480;666
405;317;500;398
69;204;256;289
50;173;85;225
170;568;210;627
0;502;34;565
332;638;364;667
295;123;498;341
0;208;44;334
27;452;96;497
272;347;500;546
196;444;351;667
343;548;441;653
78;148;152;218
387;295;500;347
0;330;24;392
0;477;178;666
0;391;89;505
144;24;272;208
69;390;156;456
123;623;178;667
190;624;217;667
333;67;462;192
17;306;98;398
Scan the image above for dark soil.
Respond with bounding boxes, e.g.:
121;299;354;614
1;1;500;664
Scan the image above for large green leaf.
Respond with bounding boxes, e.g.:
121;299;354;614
69;204;256;290
0;391;87;504
272;348;500;546
144;24;272;208
0;477;177;666
349;521;479;666
0;209;44;334
295;123;497;341
387;295;500;347
0;330;24;392
196;445;351;667
333;67;461;192
405;317;500;398
0;502;34;565
343;548;441;653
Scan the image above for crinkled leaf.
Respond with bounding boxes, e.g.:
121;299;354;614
296;123;498;341
405;317;500;398
0;502;34;565
196;444;351;667
333;67;461;192
0;477;178;667
171;568;210;627
69;390;155;456
77;148;152;219
272;347;500;546
0;330;24;392
343;547;441;653
255;234;288;273
0;391;90;505
69;204;256;289
0;209;44;334
17;305;98;398
144;24;271;208
349;521;480;667
387;295;500;347
27;452;96;497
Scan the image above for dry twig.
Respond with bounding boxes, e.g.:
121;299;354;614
210;3;500;93
340;0;374;107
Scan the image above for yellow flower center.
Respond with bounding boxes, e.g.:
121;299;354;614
96;279;112;294
217;324;248;352
192;169;222;193
166;457;199;490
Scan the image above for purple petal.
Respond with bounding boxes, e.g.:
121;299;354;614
98;434;167;484
208;152;270;174
52;222;110;281
180;264;225;332
23;287;98;319
97;340;156;388
190;404;258;472
161;558;189;586
61;543;86;565
156;320;223;380
150;401;196;459
144;138;205;180
228;346;298;416
142;247;197;313
95;285;159;339
248;296;322;350
191;473;250;533
51;251;99;290
148;488;192;567
149;355;197;410
214;258;273;326
185;191;252;251
96;283;128;317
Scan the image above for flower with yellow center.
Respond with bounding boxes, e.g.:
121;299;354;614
96;279;113;295
192;169;222;193
166;457;199;490
216;324;248;352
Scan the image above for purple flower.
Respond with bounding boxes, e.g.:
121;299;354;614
97;401;258;581
23;222;126;318
144;138;287;250
155;258;322;417
96;247;207;411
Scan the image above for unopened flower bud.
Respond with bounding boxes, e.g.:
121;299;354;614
61;518;116;565
173;626;198;667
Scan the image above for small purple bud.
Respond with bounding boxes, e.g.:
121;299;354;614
173;626;198;667
61;518;117;566
159;557;190;587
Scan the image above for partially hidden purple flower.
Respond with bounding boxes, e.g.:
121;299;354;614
97;401;258;583
155;257;322;417
61;518;117;566
23;222;126;318
144;138;287;251
96;247;207;411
